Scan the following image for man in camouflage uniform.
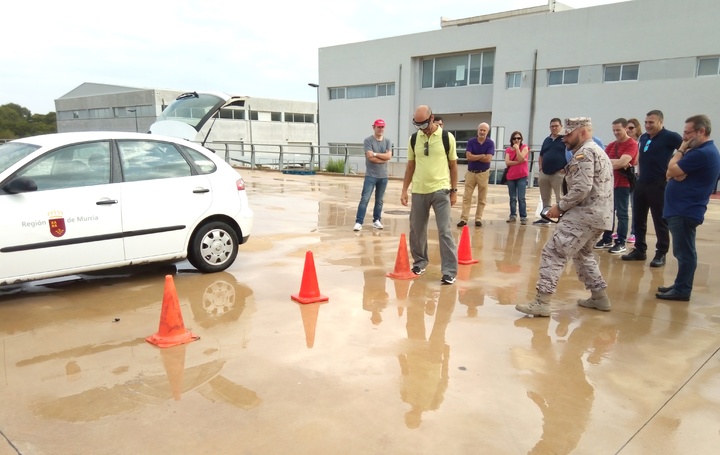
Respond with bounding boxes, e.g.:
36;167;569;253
516;117;614;317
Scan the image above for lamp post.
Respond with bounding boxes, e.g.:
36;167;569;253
127;108;139;133
307;83;320;169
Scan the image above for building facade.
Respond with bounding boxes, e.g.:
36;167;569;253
318;0;720;153
55;83;318;149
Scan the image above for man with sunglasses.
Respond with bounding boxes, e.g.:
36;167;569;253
457;122;494;228
621;110;682;267
656;115;720;301
516;117;613;317
401;105;459;285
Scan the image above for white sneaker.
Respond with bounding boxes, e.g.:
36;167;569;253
353;223;362;231
372;220;384;229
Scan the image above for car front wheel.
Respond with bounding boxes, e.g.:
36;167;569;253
188;221;239;273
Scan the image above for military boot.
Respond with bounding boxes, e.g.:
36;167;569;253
577;289;611;311
515;292;551;317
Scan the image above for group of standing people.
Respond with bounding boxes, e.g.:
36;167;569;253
353;106;720;310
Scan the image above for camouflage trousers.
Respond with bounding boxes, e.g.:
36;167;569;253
536;222;607;295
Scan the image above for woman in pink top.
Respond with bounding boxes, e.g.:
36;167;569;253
504;131;530;224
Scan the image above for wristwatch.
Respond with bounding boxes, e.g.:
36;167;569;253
450;188;458;193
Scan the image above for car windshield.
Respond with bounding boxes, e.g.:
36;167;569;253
0;142;42;174
155;93;225;129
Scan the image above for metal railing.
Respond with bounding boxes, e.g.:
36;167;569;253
204;140;542;187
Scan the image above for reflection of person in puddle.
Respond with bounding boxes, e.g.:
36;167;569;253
361;238;388;324
398;280;456;428
496;223;525;274
513;316;618;454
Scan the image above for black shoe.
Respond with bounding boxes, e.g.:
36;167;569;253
441;274;456;285
649;254;666;268
457;220;467;227
474;220;482;227
657;285;675;293
621;249;646;261
655;290;690;301
411;266;426;275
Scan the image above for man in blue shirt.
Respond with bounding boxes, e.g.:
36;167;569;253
533;118;566;225
656;115;720;301
622;110;682;266
457;122;495;227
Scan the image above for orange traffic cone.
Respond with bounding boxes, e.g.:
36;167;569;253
457;225;479;265
291;251;329;304
386;234;418;280
146;275;199;348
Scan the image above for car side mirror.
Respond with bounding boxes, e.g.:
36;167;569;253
3;177;38;194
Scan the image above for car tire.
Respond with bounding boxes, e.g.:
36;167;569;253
188;221;239;273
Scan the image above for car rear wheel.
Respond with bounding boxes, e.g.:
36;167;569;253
188;221;239;273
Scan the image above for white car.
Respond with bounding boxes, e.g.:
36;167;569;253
0;131;253;285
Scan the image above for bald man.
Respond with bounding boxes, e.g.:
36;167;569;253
457;122;495;227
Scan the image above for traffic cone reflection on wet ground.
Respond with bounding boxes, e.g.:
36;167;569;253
298;302;323;348
291;251;329;304
146;275;199;348
457;225;479;265
392;278;411;301
386;234;418;280
160;344;187;400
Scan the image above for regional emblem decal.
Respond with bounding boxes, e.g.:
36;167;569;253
48;210;66;237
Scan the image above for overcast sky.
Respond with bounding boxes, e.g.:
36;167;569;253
3;0;625;114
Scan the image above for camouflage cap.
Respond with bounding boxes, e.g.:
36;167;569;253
564;117;592;134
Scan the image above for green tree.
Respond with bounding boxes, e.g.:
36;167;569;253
0;103;57;139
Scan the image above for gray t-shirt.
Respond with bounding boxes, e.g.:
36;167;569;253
363;135;392;178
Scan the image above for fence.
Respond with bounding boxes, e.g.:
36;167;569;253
205;140;542;187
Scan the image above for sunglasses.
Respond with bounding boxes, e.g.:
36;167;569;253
424;142;429;156
627;126;636;130
413;117;431;130
511;137;522;141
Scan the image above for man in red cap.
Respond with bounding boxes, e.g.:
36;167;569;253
354;119;393;231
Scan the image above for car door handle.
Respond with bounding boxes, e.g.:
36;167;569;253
193;188;210;194
96;199;118;205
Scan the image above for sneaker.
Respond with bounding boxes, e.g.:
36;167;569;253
577;296;611;311
353;223;362;231
520;218;528;225
594;240;612;249
627;235;636;243
506;216;517;223
515;300;551;317
532;219;550;225
411;266;425;275
372;220;384;229
611;233;618;239
457;220;467;227
621;249;647;261
441;274;456;285
608;243;627;254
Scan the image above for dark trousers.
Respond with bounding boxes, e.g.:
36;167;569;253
632;180;669;255
667;216;699;295
602;187;630;244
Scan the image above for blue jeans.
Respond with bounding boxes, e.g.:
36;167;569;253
506;177;527;218
355;176;388;224
667;215;699;296
602;187;630;244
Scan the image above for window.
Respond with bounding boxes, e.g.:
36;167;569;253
271;112;282;122
118;141;192;182
604;63;639;82
330;87;346;100
697;57;720;76
328;83;395;100
250;110;259;121
421;50;495;88
178;145;216;174
329;143;364;156
548;68;579;86
285;113;314;123
16;142;111;190
219;108;246;120
507;72;522;89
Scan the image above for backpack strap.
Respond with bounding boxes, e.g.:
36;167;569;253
411;129;450;158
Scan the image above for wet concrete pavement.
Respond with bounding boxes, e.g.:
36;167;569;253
1;169;719;455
